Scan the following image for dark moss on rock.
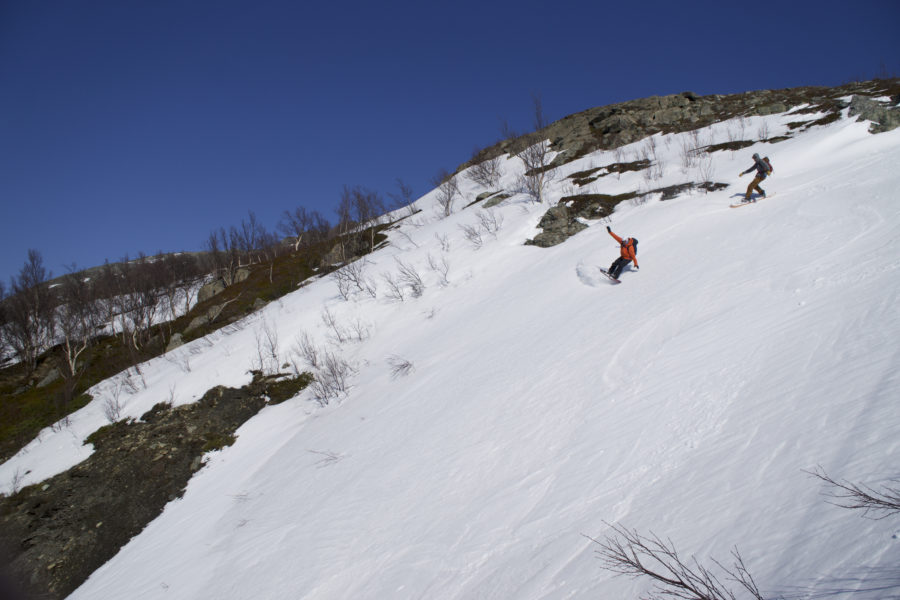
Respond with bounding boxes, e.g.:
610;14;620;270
0;372;310;600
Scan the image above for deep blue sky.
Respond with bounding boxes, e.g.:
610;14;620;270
2;0;898;284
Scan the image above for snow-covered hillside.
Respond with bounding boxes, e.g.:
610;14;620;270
4;101;900;599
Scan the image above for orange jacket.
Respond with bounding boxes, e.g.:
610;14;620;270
608;229;639;267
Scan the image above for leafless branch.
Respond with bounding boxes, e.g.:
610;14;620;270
395;258;424;297
381;272;406;303
386;354;415;379
586;523;766;600
321;306;348;344
806;466;900;518
476;209;503;237
427;253;450;287
459;223;483;249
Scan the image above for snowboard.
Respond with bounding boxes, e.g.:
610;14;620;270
598;268;621;284
730;192;775;208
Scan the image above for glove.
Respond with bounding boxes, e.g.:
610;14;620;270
738;172;743;177
606;225;611;232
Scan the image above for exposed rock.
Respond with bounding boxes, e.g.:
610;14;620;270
197;278;226;303
0;373;309;600
183;302;228;335
165;333;184;352
196;269;250;303
460;79;900;174
35;367;61;389
849;94;900;133
525;205;588;248
531;181;729;246
320;237;370;268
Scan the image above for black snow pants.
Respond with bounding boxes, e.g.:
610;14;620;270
609;257;631;279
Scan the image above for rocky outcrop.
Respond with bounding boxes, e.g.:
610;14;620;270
848;94;900;133
197;268;250;303
525;205;588;248
0;373;309;600
461;79;900;173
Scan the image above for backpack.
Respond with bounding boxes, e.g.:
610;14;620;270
764;157;773;175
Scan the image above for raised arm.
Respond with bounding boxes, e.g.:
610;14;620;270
606;225;623;243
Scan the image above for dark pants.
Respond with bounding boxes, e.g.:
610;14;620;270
745;175;766;199
609;257;631;278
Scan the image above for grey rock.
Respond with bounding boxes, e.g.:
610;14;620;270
36;368;61;389
526;205;589;248
165;333;184;352
197;279;226;303
197;269;250;303
183;302;227;335
849;95;900;133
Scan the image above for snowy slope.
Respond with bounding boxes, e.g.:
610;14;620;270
4;105;900;599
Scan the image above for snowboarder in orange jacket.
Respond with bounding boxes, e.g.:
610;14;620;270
606;226;639;279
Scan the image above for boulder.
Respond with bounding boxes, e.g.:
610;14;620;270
526;205;588;248
165;333;184;352
849;95;900;133
197;279;225;303
183;302;228;335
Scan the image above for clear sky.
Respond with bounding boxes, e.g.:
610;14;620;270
1;0;898;284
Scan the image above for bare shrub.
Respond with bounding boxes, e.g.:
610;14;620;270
679;131;701;174
433;169;460;217
386;355;414;379
394;227;420;249
614;146;625;179
697;154;716;189
757;121;770;142
120;369;142;394
103;386;124;423
459;223;483;249
517;94;557;203
292;331;320;370
477;209;503;238
435;233;451;253
6;249;55;375
587;523;765;600
278;206;331;252
332;268;353;301
164;384;177;407
321;306;348;344
427;253;450;287
332;259;376;301
806;466;900;518
348;318;370;342
640;136;664;181
389;178;417;217
8;469;25;496
308;449;346;468
381;272;406;303
467;153;503;189
253;320;280;374
164;351;192;373
310;350;355;406
395;259;425;297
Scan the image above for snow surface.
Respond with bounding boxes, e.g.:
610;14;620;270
2;107;899;599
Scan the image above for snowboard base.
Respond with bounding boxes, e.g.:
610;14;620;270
730;192;775;208
599;268;621;284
